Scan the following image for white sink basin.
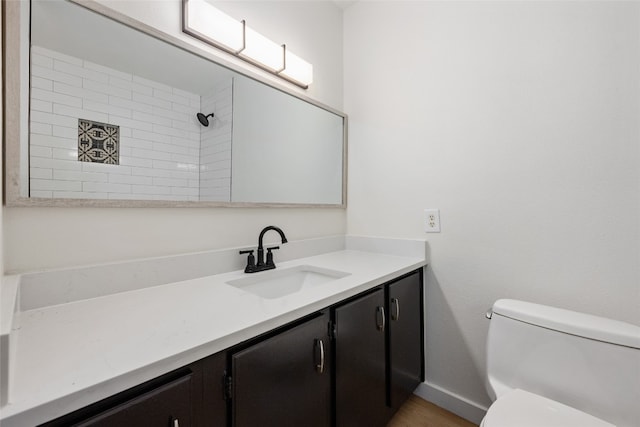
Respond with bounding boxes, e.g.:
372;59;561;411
226;265;350;299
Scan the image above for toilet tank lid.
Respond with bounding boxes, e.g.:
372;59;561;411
492;299;640;349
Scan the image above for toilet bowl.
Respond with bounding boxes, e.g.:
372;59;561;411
483;299;640;427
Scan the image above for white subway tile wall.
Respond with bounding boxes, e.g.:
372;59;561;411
200;80;233;202
29;46;203;201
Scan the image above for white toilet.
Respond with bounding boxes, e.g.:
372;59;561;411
482;299;640;427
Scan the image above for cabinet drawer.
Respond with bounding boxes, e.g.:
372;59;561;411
74;373;193;427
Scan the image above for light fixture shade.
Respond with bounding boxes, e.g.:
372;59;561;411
182;0;313;89
184;0;244;52
282;50;313;86
241;27;284;72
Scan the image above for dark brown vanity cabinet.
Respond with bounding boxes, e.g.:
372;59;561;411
227;268;423;427
334;270;424;427
229;311;331;427
38;269;422;427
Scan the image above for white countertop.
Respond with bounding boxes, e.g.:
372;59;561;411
1;238;426;426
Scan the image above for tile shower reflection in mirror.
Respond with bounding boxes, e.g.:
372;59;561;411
29;45;232;202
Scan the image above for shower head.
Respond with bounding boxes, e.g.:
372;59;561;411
197;112;215;127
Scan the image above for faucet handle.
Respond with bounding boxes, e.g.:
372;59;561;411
239;250;256;273
265;246;280;267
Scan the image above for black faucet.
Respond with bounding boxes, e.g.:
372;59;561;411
239;226;288;273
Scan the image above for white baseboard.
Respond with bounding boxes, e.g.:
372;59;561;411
414;381;488;425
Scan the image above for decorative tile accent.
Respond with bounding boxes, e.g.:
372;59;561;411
78;118;119;164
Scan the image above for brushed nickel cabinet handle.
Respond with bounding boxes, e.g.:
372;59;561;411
391;298;400;321
315;339;325;374
376;306;386;331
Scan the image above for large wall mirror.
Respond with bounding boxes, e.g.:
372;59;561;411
4;0;347;207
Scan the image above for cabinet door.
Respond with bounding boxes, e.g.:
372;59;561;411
231;312;331;427
77;374;193;426
334;288;387;427
199;351;228;427
388;272;423;412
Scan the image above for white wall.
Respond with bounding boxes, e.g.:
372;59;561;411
344;0;640;418
4;0;345;272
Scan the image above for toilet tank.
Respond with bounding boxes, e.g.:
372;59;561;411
486;299;640;427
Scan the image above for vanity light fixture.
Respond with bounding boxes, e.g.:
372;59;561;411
182;0;313;89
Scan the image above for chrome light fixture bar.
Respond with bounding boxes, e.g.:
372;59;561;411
182;0;313;89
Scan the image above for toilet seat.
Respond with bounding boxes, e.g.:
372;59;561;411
481;389;614;427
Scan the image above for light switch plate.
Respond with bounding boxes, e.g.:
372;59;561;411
424;209;441;233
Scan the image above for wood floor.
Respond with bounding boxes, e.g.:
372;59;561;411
387;395;478;427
